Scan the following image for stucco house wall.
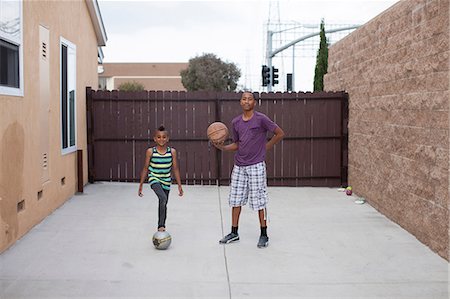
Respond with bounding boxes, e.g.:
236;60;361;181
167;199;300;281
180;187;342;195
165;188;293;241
0;0;106;252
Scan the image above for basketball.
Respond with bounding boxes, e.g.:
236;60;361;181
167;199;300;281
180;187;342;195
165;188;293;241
207;122;229;143
152;231;172;250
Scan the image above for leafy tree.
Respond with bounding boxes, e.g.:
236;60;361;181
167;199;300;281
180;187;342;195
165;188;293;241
118;81;145;91
181;53;241;91
313;19;329;91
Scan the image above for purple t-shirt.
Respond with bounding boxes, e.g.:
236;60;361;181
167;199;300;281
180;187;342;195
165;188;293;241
231;111;278;166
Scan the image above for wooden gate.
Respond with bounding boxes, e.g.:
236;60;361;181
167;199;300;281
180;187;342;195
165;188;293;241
86;88;348;187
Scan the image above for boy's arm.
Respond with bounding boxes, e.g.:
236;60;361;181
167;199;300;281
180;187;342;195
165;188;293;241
138;148;152;196
171;148;184;196
266;126;285;150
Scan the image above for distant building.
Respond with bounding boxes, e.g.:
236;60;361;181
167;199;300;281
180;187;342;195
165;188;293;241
98;62;188;91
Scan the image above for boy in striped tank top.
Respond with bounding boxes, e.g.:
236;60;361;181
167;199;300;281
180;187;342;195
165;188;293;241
138;125;183;232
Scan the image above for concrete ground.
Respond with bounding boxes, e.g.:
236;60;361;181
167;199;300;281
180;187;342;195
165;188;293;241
0;182;448;299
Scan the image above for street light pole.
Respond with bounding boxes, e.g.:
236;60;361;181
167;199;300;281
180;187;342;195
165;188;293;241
292;45;295;91
266;30;274;92
266;25;360;91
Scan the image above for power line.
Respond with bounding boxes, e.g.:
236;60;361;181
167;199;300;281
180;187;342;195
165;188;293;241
263;21;359;92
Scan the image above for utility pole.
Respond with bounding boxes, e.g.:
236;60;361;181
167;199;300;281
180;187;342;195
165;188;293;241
266;30;273;91
265;25;360;91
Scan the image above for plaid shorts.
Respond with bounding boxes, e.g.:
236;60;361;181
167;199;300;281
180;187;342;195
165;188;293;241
228;161;268;211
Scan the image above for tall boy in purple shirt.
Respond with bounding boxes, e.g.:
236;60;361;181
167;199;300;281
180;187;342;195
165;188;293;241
213;92;284;248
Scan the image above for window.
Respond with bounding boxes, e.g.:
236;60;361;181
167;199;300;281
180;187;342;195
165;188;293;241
60;37;76;154
0;0;23;96
98;77;107;90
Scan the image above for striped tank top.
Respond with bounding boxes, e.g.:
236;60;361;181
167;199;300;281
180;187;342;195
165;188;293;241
148;146;172;190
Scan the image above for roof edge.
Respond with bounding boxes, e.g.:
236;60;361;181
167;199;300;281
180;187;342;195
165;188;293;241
86;0;107;46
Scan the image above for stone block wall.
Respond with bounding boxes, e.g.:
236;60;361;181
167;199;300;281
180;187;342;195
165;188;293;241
324;0;449;259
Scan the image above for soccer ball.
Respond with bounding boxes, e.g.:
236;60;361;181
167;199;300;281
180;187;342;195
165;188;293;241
152;231;172;250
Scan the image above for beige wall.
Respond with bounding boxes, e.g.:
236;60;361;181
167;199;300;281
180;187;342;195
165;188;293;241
324;0;449;259
0;1;99;252
113;77;186;91
99;63;188;91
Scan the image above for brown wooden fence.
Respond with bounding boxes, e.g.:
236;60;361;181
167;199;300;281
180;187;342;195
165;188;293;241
86;88;348;187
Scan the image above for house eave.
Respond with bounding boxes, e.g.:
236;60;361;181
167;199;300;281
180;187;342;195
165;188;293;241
86;0;107;46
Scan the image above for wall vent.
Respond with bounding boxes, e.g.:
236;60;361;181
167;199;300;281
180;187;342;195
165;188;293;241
43;153;48;169
41;42;47;59
17;200;25;212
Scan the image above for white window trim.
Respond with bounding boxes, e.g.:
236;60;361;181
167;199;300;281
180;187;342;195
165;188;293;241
0;0;24;97
60;36;77;155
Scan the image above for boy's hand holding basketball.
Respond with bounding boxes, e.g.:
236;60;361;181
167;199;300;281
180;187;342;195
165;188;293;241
212;140;225;149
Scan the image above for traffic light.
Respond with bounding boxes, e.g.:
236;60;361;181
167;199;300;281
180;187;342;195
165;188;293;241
261;65;271;87
271;66;279;86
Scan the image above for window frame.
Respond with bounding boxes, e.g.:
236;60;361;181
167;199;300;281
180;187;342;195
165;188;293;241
60;36;77;155
0;0;24;97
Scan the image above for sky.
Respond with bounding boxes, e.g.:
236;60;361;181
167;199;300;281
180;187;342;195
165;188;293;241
98;0;399;92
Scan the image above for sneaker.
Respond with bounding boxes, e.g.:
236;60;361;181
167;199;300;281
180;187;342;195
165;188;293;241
219;232;239;244
257;235;269;248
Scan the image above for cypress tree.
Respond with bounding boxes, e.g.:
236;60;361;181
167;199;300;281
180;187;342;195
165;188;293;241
313;19;329;91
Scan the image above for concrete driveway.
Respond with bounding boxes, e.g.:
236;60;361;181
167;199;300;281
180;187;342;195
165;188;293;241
0;182;448;298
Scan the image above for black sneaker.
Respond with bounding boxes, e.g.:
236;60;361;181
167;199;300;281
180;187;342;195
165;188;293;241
219;232;239;244
257;235;269;248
